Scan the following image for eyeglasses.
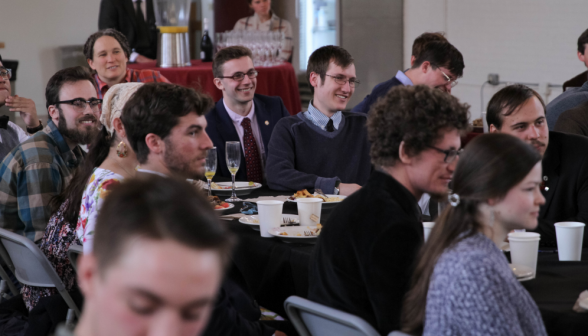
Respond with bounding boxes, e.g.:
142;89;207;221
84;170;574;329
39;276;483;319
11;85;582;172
0;67;11;80
325;74;360;88
440;69;458;88
426;145;463;163
217;70;258;81
52;98;102;113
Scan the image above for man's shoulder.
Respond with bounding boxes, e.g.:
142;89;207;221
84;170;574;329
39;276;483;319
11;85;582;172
10;131;59;165
563;71;588;90
549;130;588;151
372;76;403;93
548;84;588;109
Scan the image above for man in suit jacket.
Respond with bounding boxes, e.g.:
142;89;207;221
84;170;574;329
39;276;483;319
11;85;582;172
562;28;588;91
351;36;464;114
98;0;158;62
488;84;588;247
206;46;289;182
553;100;588;137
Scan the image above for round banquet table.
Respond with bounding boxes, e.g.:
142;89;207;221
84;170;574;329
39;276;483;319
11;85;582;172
220;185;588;335
128;60;302;115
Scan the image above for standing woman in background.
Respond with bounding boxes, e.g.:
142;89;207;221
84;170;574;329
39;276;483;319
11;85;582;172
233;0;293;62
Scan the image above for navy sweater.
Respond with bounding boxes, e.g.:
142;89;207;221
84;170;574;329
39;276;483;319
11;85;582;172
265;111;371;192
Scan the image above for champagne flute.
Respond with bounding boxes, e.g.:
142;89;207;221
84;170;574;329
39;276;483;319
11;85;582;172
204;147;217;197
226;141;243;202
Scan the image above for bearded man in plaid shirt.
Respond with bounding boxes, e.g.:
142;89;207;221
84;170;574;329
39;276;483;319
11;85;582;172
0;66;101;241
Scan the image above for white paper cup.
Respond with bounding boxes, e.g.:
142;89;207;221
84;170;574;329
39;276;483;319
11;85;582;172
257;200;284;238
555;222;585;261
423;222;435;242
296;198;323;226
508;232;540;278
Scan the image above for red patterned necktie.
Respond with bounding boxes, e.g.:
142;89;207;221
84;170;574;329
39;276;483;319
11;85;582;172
241;118;263;183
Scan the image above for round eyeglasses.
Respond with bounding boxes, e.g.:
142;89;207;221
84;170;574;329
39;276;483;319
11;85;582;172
52;98;102;113
325;74;360;88
218;70;258;81
439;69;458;88
426;145;463;163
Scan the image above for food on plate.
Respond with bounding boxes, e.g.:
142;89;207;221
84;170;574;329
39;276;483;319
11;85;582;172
209;195;230;209
288;189;344;202
210;181;256;189
278;224;322;237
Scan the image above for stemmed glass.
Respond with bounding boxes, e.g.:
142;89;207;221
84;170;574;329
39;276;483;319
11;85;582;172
225;141;243;202
204;147;217;197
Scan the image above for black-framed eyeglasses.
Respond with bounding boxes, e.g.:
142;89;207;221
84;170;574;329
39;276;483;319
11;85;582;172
325;74;360;88
426;145;463;163
217;70;258;81
52;98;102;113
440;69;458;88
0;67;11;80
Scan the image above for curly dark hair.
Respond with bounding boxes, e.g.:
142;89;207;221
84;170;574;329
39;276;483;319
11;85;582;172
83;29;132;61
212;46;253;78
121;82;214;164
367;85;470;167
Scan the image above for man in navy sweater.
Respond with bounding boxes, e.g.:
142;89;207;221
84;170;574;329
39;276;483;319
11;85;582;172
352;37;465;114
266;46;370;196
206;46;290;182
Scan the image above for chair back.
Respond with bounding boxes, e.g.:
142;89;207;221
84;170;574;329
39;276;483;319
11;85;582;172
284;296;380;336
68;244;83;273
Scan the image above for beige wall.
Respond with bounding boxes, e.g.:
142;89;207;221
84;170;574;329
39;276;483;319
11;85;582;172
0;0;101;116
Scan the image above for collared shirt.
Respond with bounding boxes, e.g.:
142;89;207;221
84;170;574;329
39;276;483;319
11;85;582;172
233;12;293;61
0;120;85;241
93;68;170;99
304;101;343;131
223;100;266;166
136;168;168;178
395;70;414;86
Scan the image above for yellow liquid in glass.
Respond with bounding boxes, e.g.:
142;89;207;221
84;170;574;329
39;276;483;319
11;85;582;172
205;171;215;180
158;26;189;33
228;167;239;175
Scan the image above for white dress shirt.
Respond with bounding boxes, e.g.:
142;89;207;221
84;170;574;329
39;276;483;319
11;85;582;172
223;100;266;167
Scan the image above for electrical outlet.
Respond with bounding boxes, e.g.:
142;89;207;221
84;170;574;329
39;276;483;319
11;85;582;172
487;73;499;85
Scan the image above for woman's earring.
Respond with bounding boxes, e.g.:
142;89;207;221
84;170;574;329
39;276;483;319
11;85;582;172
116;141;128;158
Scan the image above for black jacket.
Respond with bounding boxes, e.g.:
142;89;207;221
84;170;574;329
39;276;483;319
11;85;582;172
98;0;158;59
205;94;290;180
534;131;588;247
351;76;403;114
308;170;423;334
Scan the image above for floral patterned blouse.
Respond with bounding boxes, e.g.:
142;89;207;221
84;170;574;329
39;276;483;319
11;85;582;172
75;168;123;254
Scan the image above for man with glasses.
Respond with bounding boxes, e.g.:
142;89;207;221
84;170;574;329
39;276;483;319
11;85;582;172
352;39;464;114
309;85;470;334
0;53;44;160
206;46;290;182
266;45;371;195
0;66;101;241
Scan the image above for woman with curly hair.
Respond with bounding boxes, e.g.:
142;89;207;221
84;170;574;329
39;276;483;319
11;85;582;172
308;84;470;334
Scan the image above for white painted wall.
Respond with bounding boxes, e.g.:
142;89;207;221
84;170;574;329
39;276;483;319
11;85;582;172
0;0;101;116
404;0;588;120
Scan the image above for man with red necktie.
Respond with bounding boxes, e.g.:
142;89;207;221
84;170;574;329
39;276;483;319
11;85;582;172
206;46;290;182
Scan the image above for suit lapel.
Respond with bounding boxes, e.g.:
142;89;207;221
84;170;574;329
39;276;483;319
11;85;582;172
215;99;247;176
123;0;138;30
540;139;560;218
253;96;272;150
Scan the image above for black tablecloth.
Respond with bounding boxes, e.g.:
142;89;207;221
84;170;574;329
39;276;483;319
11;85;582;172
222;186;588;335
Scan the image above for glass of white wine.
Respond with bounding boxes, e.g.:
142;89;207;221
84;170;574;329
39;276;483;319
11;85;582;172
204;147;217;197
225;141;243;202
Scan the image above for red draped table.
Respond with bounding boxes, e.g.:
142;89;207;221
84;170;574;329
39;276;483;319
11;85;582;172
128;60;302;115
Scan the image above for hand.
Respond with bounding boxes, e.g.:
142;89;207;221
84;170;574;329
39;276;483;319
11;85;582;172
5;95;40;128
274;331;288;336
135;54;155;63
339;183;361;196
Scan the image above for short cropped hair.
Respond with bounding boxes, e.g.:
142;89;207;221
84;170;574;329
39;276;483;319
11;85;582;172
94;175;234;273
367;85;470;167
412;32;447;58
45;66;95;109
578;28;588;54
212;46;253;78
411;41;465;78
83;29;132;61
486;84;546;130
306;45;354;95
121;83;214;163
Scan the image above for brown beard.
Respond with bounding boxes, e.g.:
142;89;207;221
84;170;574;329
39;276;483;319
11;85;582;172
163;137;205;179
57;107;100;145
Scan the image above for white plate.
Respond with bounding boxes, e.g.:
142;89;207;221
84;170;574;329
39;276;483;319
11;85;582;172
206;182;262;196
289;194;347;205
579;296;588;310
268;225;321;243
239;214;300;231
214;203;235;211
509;264;534;280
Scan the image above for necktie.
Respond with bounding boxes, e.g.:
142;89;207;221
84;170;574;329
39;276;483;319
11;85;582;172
0;115;9;130
241;118;263;183
135;0;150;47
135;0;146;24
326;119;334;132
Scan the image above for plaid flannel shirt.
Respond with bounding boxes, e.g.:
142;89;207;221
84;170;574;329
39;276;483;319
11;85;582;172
0;120;85;241
94;68;171;99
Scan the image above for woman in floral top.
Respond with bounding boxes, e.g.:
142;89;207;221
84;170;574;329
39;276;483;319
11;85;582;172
20;83;142;310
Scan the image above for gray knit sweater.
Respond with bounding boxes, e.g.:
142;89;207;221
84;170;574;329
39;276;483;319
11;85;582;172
423;232;547;336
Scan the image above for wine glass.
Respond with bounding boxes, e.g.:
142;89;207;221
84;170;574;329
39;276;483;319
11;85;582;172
204;147;217;197
225;141;242;202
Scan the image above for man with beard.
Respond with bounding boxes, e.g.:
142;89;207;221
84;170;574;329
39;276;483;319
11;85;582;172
121;82;293;336
0;66;100;241
487;84;588;247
